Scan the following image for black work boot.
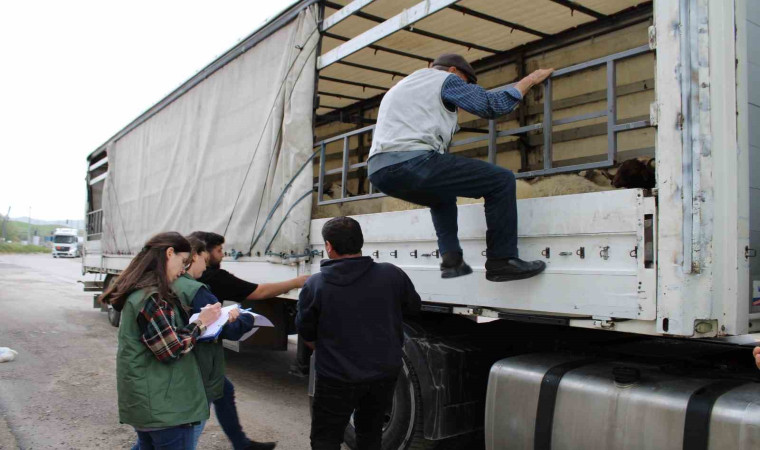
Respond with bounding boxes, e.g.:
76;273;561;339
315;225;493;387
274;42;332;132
440;252;473;279
485;257;546;282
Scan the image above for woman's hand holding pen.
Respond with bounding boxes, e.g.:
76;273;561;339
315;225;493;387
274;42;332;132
228;307;240;323
197;303;222;327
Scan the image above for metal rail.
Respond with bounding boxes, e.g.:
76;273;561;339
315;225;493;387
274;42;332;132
314;45;654;205
87;209;103;239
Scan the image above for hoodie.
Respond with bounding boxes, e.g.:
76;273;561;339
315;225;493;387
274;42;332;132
296;256;421;383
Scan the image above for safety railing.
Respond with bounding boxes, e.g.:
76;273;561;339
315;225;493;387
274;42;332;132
315;125;385;206
87;209;103;240
315;44;653;205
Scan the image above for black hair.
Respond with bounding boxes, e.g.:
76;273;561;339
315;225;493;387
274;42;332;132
188;231;225;250
322;216;363;256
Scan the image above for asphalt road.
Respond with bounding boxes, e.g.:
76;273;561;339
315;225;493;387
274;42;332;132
0;254;312;449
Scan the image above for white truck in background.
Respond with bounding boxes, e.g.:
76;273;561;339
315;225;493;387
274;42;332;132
82;1;760;448
52;228;80;258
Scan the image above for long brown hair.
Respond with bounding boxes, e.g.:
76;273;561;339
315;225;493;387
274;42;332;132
100;232;191;311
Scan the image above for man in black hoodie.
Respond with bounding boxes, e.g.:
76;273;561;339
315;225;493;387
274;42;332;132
297;216;421;450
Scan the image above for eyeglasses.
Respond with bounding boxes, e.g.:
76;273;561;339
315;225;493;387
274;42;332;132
182;257;193;271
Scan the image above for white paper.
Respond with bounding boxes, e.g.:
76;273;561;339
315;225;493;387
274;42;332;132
238;312;274;342
190;306;274;342
190;304;239;341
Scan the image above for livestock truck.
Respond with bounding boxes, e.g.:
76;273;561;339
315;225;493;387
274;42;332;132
83;0;760;448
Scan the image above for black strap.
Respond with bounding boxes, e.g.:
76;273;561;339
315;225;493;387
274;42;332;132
534;359;597;450
683;380;746;450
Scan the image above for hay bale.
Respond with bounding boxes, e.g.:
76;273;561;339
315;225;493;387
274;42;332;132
312;173;617;219
527;174;616;198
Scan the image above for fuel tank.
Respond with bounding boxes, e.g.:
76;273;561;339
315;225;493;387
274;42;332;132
485;353;760;450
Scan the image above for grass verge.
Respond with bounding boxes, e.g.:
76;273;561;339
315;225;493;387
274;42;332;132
0;243;51;254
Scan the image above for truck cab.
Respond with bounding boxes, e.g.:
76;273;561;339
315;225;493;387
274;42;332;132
52;228;80;258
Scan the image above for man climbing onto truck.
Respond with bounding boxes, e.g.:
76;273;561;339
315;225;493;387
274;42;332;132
368;53;553;282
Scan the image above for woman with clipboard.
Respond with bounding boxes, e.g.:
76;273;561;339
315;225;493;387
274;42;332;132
101;232;222;449
173;236;274;450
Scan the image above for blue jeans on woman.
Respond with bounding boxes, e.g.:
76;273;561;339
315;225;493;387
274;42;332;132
369;151;519;259
184;379;253;450
133;426;196;450
191;420;207;448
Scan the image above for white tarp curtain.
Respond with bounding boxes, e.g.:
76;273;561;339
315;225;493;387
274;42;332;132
102;6;318;262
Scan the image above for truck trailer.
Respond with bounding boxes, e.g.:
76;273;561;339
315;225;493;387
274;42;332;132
83;1;760;448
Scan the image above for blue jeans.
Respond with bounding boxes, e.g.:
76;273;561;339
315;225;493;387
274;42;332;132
369;152;518;259
191;420;206;449
133;426;196;450
214;377;252;450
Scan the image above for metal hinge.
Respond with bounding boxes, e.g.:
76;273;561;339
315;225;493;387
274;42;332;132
648;25;656;49
593;319;615;330
746;246;757;259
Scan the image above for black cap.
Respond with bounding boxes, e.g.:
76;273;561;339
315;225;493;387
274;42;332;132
432;53;477;83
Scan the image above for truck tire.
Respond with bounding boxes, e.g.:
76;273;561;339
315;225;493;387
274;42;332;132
107;305;121;327
343;356;436;450
103;275;120;327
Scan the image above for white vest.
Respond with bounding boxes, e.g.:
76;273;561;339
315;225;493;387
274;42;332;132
369;69;459;158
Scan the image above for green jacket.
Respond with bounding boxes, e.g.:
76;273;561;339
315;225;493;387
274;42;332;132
172;274;226;401
116;288;208;428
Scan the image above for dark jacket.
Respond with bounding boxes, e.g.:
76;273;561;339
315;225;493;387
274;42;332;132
296;256;421;383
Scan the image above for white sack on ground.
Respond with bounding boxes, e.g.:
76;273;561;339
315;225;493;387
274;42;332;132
102;6;318;260
0;347;18;363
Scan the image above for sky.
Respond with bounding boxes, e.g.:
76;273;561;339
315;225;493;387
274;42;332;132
0;0;294;221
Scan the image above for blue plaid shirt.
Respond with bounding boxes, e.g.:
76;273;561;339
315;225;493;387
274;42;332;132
441;74;522;119
368;74;523;175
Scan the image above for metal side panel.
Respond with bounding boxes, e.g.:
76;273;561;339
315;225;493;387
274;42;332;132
83;256;103;272
83;239;102;273
310;189;656;320
213;260;302;300
98;255;132;274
